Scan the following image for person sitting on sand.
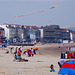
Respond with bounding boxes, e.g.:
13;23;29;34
14;47;17;54
5;49;9;54
19;58;28;62
25;51;28;57
14;54;18;60
13;54;19;61
50;64;55;72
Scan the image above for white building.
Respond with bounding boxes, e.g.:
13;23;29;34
0;24;9;39
70;31;75;42
0;24;26;42
39;29;43;41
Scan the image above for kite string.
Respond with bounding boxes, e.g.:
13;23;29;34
14;5;59;17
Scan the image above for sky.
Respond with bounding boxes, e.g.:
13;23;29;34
0;0;75;27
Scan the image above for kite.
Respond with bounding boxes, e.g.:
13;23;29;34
14;4;59;17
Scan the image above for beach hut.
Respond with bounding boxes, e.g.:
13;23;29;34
58;60;75;75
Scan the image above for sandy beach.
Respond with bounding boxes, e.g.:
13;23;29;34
0;43;75;75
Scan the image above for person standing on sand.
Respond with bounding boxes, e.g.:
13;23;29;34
18;48;21;58
31;48;34;56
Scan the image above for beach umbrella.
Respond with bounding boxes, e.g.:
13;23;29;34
58;60;75;75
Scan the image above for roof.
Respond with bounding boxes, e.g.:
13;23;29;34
71;31;75;33
61;28;67;31
50;25;59;26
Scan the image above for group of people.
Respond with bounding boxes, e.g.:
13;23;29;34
23;48;36;57
61;51;75;59
13;47;37;62
5;47;13;54
13;47;28;62
5;46;37;62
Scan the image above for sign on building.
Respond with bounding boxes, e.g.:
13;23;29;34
13;38;16;42
30;34;36;40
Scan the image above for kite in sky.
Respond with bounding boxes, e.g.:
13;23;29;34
14;4;59;17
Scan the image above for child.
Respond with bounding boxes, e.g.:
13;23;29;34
50;64;55;72
31;48;34;56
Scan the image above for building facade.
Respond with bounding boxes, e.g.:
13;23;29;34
70;31;75;42
39;25;71;43
39;25;62;43
0;24;72;43
0;24;40;43
61;28;70;41
0;27;5;43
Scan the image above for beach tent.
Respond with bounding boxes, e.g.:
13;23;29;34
58;60;75;75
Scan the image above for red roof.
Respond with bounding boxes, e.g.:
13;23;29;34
61;28;67;31
71;31;75;33
50;25;59;26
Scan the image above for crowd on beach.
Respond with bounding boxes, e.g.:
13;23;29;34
2;43;75;74
61;51;75;59
5;46;38;62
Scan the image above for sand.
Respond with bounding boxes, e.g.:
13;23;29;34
0;43;75;75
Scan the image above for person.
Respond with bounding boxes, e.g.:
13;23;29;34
14;47;17;54
25;51;28;57
19;58;28;62
20;47;22;54
31;48;34;56
13;54;19;61
28;49;31;57
10;47;13;54
18;48;21;58
50;64;55;72
59;46;60;48
14;54;18;60
58;60;65;68
5;50;9;54
68;52;72;59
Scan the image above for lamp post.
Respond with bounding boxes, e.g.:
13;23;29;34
22;33;23;43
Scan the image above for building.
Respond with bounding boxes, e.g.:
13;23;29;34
39;25;71;43
28;26;40;42
0;24;40;43
39;25;62;43
0;24;71;43
70;31;75;42
0;27;5;43
61;28;70;41
0;24;27;42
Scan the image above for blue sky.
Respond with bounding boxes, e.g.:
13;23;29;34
0;0;75;27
